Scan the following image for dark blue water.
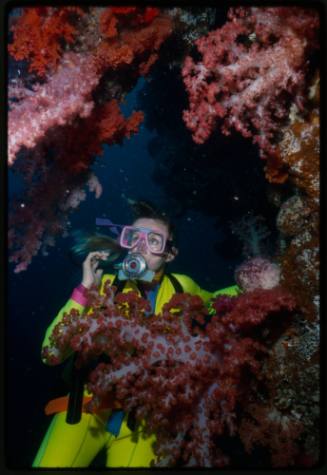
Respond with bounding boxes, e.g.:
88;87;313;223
7;76;271;468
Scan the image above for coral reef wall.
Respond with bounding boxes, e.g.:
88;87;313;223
181;6;320;467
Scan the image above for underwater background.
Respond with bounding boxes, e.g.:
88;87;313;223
7;5;321;469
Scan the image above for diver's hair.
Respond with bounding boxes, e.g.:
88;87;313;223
70;230;121;264
131;200;176;245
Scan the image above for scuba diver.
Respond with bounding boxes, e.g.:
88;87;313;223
33;201;239;467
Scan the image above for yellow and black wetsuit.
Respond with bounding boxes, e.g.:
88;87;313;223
33;273;239;468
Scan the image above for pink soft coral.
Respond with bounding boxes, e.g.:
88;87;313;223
235;257;281;292
8;7;172;272
182;7;319;158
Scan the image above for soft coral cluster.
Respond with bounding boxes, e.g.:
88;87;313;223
182;7;319;159
8;7;84;77
238;311;320;467
8;7;172;272
8;7;171;166
99;6;159;39
42;281;296;467
8;98;144;272
95;13;170;75
239;403;304;467
8;51;100;165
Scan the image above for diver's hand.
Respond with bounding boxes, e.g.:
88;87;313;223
81;251;110;289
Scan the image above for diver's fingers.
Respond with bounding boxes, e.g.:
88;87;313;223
85;251;109;273
85;251;109;264
94;268;104;287
91;259;99;272
84;251;98;264
98;251;110;259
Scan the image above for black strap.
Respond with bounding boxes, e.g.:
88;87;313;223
113;273;184;295
112;276;147;299
166;273;184;293
113;276;126;295
65;354;85;424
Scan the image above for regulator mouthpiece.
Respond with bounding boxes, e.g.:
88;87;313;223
114;253;155;282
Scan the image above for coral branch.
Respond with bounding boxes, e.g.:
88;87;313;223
8;52;99;165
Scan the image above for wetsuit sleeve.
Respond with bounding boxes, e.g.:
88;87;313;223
173;275;241;308
41;274;115;365
173;274;214;304
41;296;87;364
212;285;241;297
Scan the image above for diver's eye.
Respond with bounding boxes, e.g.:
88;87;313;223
149;237;160;245
148;233;164;251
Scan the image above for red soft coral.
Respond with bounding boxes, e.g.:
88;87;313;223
8;7;172;272
182;7;319;159
8;7;84;76
42;281;296;467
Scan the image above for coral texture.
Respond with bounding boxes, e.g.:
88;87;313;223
42;281;296;467
8;7;172;272
182;7;319;159
8;7;84;76
8;52;100;165
235;257;281;292
8;99;144;273
275;79;320;322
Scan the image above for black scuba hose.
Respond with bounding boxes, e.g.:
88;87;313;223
65;354;85;424
64;353;111;424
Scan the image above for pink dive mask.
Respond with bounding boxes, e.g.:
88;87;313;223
119;225;167;255
95;218;170;255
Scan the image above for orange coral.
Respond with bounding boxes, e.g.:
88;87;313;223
264;153;289;184
142;7;160;24
8;7;85;77
96;99;144;143
267;74;320;205
99;6;159;41
275;74;320;320
279;230;319;321
95;42;134;70
46;98;144;175
99;8;119;39
95;15;172;73
139;53;159;76
278;109;320;207
110;6;159;26
111;7;137;15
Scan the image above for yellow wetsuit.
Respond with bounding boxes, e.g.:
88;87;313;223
33;273;239;467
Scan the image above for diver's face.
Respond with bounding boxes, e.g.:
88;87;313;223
130;218;174;272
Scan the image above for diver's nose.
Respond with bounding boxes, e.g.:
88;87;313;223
134;237;147;253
